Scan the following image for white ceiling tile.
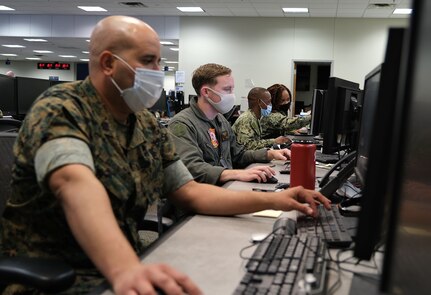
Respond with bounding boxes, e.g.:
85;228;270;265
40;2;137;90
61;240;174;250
0;0;412;62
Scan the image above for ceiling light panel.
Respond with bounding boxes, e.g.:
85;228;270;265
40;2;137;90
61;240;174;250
77;6;107;12
283;8;309;13
177;7;204;12
2;44;25;48
0;5;14;10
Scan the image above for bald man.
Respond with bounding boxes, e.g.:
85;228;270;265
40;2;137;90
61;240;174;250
232;87;291;150
1;16;330;295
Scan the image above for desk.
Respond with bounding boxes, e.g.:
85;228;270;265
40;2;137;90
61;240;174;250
99;161;381;295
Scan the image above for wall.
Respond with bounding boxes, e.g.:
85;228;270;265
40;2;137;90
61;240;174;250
0;60;76;80
179;17;408;103
0;61;177;90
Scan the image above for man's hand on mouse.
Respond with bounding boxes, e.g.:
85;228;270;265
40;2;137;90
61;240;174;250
231;165;276;183
267;148;291;161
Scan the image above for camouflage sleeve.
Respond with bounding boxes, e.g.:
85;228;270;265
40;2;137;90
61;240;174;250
34;137;95;189
229;127;269;167
262;113;311;136
168;121;225;185
232;115;275;150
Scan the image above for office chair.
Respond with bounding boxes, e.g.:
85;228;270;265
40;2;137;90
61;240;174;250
0;132;76;293
0;117;22;133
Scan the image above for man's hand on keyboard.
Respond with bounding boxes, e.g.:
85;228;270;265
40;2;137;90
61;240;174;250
274;186;331;217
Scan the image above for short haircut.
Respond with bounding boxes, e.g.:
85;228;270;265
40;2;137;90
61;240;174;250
248;87;268;101
192;63;232;95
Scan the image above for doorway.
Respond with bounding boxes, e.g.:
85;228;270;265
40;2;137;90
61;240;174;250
292;61;332;116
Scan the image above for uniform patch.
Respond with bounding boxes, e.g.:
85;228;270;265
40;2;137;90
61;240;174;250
221;130;229;141
208;128;219;148
169;123;188;137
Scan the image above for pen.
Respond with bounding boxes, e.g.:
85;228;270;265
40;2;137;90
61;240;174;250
252;188;276;192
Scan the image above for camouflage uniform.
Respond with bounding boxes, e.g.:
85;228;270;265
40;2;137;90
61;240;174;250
232;109;275;150
168;97;269;185
260;111;311;139
0;78;192;294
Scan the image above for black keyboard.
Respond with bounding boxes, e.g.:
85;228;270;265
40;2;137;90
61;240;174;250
315;151;340;164
233;233;328;295
297;205;353;248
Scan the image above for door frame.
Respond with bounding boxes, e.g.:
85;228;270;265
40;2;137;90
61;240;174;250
292;59;333;117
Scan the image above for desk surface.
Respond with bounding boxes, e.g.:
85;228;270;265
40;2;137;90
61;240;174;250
99;161;380;295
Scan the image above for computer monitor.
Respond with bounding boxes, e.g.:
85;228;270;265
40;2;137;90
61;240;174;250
150;89;168;115
310;89;326;136
321;77;362;155
16;77;51;118
378;1;431;293
0;74;17;116
350;27;406;291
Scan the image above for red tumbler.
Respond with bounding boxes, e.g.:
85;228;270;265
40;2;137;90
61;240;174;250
290;140;316;190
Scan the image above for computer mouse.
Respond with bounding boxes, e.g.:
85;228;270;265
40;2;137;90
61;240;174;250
251;175;278;183
266;176;278;183
275;182;290;189
250;232;268;243
249;175;278;183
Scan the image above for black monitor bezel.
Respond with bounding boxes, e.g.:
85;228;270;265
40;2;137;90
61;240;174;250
310;89;326;136
15;77;51;116
321;77;361;154
0;74;17;116
353;28;406;264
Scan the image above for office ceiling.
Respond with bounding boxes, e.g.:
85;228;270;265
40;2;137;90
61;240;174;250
0;0;412;64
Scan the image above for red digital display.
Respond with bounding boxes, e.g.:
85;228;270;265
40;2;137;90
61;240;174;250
37;62;70;70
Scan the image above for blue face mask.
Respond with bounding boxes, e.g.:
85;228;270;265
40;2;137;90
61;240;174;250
260;99;272;117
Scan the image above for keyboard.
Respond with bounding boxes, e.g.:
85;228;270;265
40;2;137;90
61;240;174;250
297;205;353;248
233;233;328;295
315;151;340;164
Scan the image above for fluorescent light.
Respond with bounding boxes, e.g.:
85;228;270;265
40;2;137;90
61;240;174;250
0;5;14;11
59;55;76;58
282;8;309;13
393;8;412;15
165;61;179;64
24;38;47;42
77;6;107;12
160;41;174;45
82;51;89;54
2;44;25;48
80;58;89;62
86;39;90;42
1;54;17;56
26;57;41;60
169;48;179;51
161;57;167;60
177;7;204;12
34;50;53;53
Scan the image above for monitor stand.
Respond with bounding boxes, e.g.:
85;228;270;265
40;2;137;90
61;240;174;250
318;151;356;200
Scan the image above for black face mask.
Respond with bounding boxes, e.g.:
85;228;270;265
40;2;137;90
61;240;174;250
279;102;291;115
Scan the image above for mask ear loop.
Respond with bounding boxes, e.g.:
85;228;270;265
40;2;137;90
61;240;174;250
110;77;124;95
109;53;137;96
111;53;137;75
